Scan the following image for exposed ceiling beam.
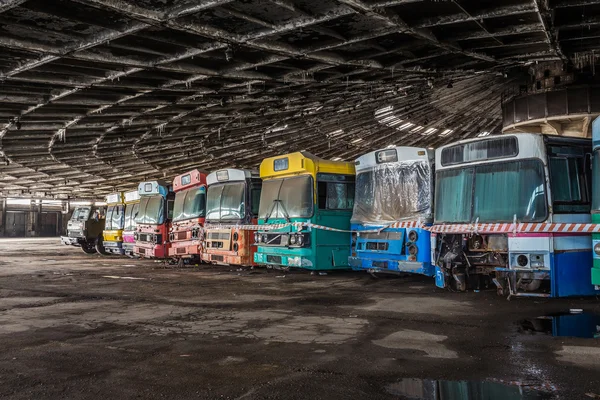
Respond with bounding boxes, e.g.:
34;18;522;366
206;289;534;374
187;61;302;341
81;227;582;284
0;0;27;14
533;0;567;62
338;0;496;63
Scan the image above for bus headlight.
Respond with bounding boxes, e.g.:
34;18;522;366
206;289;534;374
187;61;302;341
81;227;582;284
290;235;298;245
408;230;418;242
254;232;260;243
233;232;239;242
297;234;304;246
595;243;600;256
408;244;418;255
517;254;529;267
261;234;268;243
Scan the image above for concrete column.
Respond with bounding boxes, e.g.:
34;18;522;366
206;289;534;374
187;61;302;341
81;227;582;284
0;198;6;237
37;201;42;236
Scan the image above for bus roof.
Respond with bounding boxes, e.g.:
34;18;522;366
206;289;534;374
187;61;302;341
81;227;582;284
124;190;140;203
355;146;433;172
105;192;125;205
435;133;546;170
138;180;170;197
206;168;258;186
172;169;207;192
259;151;355;179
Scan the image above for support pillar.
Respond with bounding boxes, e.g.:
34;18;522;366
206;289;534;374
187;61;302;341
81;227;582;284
0;198;6;237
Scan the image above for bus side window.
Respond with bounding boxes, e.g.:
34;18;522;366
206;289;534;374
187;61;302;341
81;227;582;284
318;181;355;210
549;155;590;212
250;187;261;216
549;157;586;202
167;199;174;220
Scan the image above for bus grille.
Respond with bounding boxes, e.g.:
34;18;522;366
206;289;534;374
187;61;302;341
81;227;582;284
267;255;282;264
212;255;224;262
209;232;229;240
261;233;289;246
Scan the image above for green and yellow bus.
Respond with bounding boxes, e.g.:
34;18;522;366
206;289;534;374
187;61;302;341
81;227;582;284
253;152;355;271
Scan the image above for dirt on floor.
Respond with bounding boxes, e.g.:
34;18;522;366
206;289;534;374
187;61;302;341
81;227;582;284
0;238;599;399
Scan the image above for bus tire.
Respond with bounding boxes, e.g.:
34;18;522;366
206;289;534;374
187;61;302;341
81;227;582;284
95;237;110;256
81;242;97;254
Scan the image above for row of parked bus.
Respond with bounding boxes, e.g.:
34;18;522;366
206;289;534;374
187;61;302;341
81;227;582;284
62;122;600;298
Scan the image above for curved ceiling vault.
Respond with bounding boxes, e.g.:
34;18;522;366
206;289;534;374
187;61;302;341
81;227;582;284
0;0;598;198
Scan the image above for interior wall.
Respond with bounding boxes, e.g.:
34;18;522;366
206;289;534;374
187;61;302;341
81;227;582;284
0;199;68;238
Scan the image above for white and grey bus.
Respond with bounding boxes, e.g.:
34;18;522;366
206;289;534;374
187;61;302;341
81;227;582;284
433;133;599;298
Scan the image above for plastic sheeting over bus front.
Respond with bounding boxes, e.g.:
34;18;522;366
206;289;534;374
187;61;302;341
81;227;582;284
352;161;433;225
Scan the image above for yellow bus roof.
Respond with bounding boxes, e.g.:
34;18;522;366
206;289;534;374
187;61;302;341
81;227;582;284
259;151;355;179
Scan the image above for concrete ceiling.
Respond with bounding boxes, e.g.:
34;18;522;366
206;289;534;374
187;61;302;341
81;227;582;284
0;0;599;198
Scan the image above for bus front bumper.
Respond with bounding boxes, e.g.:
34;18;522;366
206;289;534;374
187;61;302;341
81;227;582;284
60;236;80;246
103;241;124;255
349;256;434;276
203;250;254;266
254;250;314;269
134;243;168;259
168;240;201;258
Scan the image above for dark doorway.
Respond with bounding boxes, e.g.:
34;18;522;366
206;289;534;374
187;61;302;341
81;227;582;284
40;212;59;237
6;212;27;237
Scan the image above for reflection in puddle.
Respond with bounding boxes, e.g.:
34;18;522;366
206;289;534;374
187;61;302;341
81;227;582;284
519;312;600;339
386;378;555;399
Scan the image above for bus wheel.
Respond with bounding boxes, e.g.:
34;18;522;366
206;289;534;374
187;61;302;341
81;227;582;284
95;237;110;255
81;242;97;254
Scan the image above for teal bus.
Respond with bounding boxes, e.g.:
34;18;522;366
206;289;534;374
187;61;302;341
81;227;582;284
253;151;356;271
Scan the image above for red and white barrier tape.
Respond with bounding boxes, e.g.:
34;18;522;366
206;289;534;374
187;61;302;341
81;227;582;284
431;222;600;234
196;221;600;235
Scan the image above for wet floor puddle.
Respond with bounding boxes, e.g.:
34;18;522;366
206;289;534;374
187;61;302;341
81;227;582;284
519;312;600;339
386;378;555;399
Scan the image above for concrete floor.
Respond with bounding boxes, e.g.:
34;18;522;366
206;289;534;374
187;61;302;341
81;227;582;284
0;238;599;399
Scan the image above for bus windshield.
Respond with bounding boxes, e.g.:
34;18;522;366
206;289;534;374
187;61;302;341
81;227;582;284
592;148;600;211
173;186;206;222
435;159;547;223
105;205;124;230
353;161;432;224
124;202;139;231
71;207;91;221
136;195;165;225
259;175;313;220
206;182;245;221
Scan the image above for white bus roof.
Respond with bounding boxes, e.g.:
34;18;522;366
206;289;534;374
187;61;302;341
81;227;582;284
435;133;546;170
355;146;433;172
206;168;258;185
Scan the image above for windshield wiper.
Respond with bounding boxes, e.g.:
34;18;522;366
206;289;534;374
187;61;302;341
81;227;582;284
276;199;291;223
265;199;290;223
264;199;278;224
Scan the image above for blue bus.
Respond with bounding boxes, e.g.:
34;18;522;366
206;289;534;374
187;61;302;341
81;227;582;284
349;147;435;276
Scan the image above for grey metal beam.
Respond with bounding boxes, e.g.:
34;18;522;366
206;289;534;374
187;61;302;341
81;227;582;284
412;4;537;28
0;0;27;14
338;0;497;63
533;0;567;62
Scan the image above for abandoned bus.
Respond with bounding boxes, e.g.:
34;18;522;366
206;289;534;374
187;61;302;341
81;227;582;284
61;204;106;254
434;133;599;298
593;117;600;286
254;152;355;271
122;190;140;257
349;147;435;277
168;170;207;263
202;169;262;266
134;180;174;259
102;192;126;255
